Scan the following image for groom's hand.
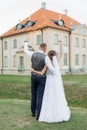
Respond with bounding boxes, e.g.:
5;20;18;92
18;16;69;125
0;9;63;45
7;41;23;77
25;36;30;42
28;45;32;48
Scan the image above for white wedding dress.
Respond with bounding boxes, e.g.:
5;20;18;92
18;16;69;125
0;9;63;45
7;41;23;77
39;56;71;123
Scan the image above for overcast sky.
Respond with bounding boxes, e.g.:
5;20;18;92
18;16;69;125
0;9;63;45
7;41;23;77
0;0;87;35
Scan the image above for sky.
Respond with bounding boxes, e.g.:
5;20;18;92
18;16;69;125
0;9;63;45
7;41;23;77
0;0;87;35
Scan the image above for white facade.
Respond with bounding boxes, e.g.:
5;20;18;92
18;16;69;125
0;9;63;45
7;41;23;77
0;39;2;74
70;24;87;73
0;24;87;75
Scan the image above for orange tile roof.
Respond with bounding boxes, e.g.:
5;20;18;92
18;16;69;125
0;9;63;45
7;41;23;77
1;8;80;38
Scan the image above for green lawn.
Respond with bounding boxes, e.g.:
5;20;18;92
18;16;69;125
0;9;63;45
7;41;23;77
0;99;87;130
63;75;87;108
0;74;87;108
0;75;30;100
0;74;87;130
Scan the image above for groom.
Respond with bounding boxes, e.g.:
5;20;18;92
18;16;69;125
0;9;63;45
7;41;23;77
24;38;55;120
24;40;47;120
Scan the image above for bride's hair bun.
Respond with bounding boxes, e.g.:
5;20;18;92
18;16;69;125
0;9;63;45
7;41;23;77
48;50;56;60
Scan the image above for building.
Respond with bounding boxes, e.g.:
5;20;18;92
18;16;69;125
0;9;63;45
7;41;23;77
0;2;87;75
0;39;2;74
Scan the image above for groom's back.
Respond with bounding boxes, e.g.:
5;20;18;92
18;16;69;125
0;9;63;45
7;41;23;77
31;52;46;72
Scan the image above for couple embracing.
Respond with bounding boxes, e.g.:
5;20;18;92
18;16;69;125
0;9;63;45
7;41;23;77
24;39;70;123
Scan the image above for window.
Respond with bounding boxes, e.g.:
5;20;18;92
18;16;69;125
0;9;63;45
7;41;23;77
64;53;67;65
36;35;42;45
82;55;86;65
16;20;35;30
16;23;25;30
20;57;24;66
4;41;8;50
63;36;67;45
82;39;85;48
18;56;24;70
13;55;16;67
75;54;79;65
53;34;58;45
54;19;64;26
13;39;17;48
74;38;79;47
3;56;8;67
26;20;35;27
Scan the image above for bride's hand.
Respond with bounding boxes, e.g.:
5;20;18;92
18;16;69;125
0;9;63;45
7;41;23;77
29;68;34;72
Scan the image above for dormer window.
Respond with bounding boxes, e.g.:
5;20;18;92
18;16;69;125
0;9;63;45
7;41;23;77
58;20;64;26
54;19;64;26
16;23;25;30
26;20;35;27
16;20;35;30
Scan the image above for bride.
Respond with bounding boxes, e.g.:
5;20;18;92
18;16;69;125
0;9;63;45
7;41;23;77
31;50;71;123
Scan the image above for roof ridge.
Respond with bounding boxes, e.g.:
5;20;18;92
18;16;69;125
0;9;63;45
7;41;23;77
40;8;51;25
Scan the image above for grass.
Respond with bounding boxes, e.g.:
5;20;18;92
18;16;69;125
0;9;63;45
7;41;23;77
63;75;87;108
0;99;87;130
0;74;87;130
0;75;30;100
0;74;87;108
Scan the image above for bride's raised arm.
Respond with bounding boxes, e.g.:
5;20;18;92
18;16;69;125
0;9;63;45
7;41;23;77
53;56;59;68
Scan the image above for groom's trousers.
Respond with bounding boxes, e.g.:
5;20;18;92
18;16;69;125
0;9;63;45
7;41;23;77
31;74;46;119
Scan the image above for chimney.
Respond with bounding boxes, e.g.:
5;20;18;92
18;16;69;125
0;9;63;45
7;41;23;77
63;9;68;15
41;2;46;9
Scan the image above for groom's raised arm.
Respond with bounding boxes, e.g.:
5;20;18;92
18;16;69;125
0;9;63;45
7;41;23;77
24;41;34;58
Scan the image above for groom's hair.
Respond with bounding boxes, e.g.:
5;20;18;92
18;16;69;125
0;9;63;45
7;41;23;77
40;43;47;49
39;43;47;52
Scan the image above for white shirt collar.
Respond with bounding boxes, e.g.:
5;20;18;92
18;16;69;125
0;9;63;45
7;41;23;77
38;50;44;54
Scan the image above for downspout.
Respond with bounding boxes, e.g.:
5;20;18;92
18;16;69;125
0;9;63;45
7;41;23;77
40;29;43;43
1;38;3;74
69;31;71;74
